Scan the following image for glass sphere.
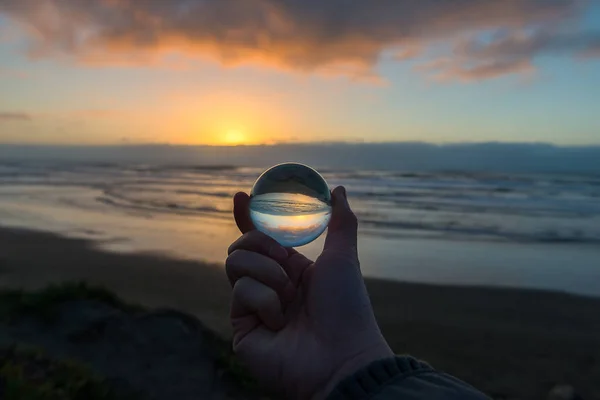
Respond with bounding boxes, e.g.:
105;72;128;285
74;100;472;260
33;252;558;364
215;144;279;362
250;163;332;247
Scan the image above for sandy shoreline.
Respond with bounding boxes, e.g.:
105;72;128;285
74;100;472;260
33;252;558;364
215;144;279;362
0;226;599;398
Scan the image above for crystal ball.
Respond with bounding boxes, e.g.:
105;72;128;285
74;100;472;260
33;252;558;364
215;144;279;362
250;163;332;247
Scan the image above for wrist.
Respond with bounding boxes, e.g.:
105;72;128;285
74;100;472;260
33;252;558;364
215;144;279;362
312;341;394;400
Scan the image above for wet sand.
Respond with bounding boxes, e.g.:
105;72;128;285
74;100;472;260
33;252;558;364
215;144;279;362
0;226;599;399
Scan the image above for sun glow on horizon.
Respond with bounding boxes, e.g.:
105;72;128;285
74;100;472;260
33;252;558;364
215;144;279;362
223;129;248;145
168;91;292;145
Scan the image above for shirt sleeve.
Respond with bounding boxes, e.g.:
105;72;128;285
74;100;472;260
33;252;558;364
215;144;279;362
326;356;489;400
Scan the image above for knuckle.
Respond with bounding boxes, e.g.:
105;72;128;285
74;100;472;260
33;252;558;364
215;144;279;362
228;231;258;253
257;288;279;309
233;230;274;253
231;283;246;304
227;251;288;290
247;229;272;244
271;274;289;291
227;243;235;255
225;249;245;271
230;279;242;298
256;262;288;290
232;276;252;295
227;235;244;255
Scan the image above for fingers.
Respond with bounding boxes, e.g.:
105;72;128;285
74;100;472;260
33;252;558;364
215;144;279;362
230;192;314;285
228;230;288;262
228;231;312;286
231;277;285;331
233;192;255;234
226;250;296;302
324;186;358;251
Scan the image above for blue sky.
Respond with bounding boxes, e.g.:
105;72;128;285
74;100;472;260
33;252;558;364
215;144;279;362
0;1;599;146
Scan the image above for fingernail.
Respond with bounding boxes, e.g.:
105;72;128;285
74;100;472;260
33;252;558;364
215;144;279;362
269;244;288;261
283;282;296;302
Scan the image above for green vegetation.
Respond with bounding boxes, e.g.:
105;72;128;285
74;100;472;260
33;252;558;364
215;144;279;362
0;282;142;323
0;345;132;400
0;282;259;399
0;283;144;399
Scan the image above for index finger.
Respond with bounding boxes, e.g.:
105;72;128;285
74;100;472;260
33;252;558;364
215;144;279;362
231;191;313;285
228;230;289;263
233;192;255;234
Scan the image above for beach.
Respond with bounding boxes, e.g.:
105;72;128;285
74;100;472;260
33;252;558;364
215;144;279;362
0;157;599;398
1;226;599;399
1;160;599;297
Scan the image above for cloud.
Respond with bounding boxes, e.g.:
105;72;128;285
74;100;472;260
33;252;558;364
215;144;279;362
0;112;32;122
0;0;597;81
421;28;600;81
417;56;536;83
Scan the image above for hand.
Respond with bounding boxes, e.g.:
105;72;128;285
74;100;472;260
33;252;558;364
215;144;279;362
226;187;393;399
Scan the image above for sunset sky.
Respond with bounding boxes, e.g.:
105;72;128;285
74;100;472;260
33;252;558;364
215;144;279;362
0;1;599;146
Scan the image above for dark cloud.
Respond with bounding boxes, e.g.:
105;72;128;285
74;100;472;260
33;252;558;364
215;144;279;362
0;0;596;81
0;112;32;122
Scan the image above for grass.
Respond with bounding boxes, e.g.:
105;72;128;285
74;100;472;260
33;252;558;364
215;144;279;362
0;282;143;323
0;283;145;399
0;345;134;400
0;282;259;399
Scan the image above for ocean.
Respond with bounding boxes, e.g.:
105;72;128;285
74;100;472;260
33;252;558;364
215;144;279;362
0;157;599;296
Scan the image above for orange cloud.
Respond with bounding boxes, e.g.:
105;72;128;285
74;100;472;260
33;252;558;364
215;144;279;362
0;0;597;81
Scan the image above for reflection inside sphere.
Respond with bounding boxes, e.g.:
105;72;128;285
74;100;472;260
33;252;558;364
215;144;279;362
250;163;332;247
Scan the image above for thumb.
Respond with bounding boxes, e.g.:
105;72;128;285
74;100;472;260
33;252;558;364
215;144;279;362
324;186;358;252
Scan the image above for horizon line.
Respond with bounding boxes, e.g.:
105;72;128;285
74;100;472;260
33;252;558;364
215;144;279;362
1;141;600;149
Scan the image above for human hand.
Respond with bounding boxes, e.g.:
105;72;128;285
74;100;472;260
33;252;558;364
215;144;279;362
226;186;393;399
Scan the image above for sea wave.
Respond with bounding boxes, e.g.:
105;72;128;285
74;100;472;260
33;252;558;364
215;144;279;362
1;161;599;244
96;195;230;217
359;218;600;244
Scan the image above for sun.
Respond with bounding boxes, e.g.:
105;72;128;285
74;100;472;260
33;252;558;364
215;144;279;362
223;129;247;145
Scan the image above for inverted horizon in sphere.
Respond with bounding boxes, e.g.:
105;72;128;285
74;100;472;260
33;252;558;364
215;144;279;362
250;163;332;247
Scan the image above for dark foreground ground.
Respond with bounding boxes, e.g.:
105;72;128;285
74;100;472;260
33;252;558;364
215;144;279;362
0;284;253;400
0;227;599;399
